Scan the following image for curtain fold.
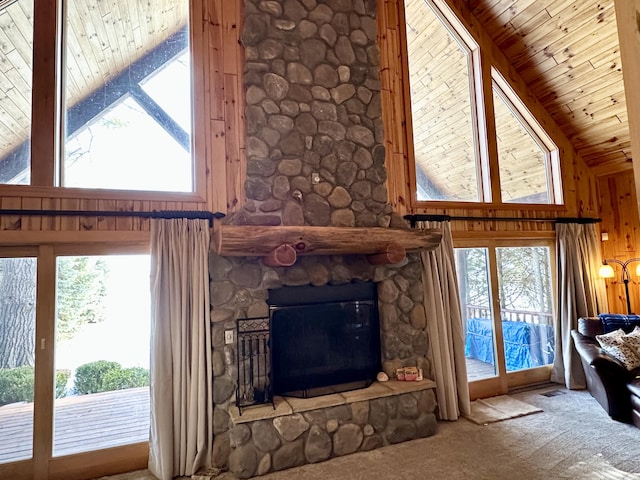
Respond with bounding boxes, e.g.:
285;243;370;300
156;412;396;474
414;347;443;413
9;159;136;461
149;218;213;480
417;220;470;420
551;222;608;389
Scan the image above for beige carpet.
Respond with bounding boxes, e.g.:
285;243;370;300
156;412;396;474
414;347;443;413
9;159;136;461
99;386;640;480
465;394;543;425
566;453;640;479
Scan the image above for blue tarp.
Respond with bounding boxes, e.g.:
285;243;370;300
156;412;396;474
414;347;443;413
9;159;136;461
465;318;555;371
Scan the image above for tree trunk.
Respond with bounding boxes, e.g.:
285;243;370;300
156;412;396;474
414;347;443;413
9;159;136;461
0;258;37;369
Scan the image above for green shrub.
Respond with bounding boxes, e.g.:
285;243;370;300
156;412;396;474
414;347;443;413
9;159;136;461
73;360;121;394
0;366;34;405
55;369;71;399
103;366;149;391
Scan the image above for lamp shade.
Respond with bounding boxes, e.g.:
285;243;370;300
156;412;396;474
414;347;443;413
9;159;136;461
599;264;615;278
636;264;640;276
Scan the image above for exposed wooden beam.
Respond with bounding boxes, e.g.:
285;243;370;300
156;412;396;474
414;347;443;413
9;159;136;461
213;225;442;257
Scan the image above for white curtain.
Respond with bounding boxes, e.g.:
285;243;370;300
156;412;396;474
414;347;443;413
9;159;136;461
551;222;608;389
149;218;213;480
418;220;470;420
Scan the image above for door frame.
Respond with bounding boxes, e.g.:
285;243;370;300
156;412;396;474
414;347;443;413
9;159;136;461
454;236;557;400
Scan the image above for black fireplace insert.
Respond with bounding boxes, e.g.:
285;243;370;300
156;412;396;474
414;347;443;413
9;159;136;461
268;282;381;398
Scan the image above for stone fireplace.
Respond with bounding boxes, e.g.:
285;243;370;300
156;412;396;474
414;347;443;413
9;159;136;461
208;0;438;477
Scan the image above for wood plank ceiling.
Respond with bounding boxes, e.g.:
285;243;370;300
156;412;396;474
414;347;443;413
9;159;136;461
467;0;630;177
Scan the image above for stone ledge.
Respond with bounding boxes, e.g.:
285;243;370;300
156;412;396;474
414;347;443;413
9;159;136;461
230;379;436;425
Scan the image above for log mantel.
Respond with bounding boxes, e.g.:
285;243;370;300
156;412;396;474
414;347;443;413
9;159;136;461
213;225;442;259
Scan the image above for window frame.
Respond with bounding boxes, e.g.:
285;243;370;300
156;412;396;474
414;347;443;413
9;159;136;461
491;70;563;206
400;0;564;211
4;0;207;202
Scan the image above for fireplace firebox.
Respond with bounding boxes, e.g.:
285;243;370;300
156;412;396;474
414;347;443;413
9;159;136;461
268;282;381;398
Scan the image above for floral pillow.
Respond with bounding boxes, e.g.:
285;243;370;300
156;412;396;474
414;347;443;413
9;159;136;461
595;327;640;370
622;326;640;356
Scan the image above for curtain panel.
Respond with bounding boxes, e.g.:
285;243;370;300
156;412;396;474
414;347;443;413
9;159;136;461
149;218;213;480
417;220;470;420
551;222;608;389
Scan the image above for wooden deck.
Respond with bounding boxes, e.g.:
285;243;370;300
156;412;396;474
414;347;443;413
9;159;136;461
466;357;495;382
0;387;149;464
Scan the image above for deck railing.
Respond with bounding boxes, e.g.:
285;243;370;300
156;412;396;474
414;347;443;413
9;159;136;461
465;304;553;325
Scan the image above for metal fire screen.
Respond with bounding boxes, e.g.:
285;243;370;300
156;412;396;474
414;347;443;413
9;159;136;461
236;316;272;413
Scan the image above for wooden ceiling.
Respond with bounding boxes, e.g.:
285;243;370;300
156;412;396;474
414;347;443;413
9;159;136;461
467;0;630;177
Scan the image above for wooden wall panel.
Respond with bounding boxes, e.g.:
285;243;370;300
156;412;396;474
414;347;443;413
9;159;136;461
599;173;640;314
379;0;412;216
614;0;640;216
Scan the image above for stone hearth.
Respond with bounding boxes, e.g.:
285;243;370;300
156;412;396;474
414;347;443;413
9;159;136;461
226;380;437;478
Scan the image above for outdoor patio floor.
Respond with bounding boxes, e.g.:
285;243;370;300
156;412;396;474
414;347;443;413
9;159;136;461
0;387;149;464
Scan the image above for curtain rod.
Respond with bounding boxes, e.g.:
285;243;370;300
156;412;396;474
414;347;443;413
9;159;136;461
0;209;226;226
404;214;601;228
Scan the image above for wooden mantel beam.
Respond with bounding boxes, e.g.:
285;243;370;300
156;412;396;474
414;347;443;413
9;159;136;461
213;225;442;257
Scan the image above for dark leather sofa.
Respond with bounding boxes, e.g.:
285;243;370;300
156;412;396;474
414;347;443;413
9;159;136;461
571;316;640;427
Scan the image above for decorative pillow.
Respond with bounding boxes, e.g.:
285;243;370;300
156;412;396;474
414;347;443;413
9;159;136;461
598;313;640;334
596;328;640;370
622;326;640;359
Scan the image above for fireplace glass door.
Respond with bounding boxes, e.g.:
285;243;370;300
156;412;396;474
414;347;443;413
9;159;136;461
269;282;381;398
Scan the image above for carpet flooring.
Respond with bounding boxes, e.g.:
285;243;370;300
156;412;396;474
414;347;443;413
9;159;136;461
98;385;640;480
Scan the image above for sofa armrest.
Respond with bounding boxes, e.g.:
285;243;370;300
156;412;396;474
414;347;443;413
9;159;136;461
571;330;630;378
571;329;634;421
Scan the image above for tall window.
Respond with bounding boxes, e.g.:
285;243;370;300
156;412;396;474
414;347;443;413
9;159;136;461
53;255;150;456
0;0;196;193
403;0;562;206
455;243;555;386
0;1;33;185
493;71;561;205
0;256;37;464
405;0;482;202
0;248;151;476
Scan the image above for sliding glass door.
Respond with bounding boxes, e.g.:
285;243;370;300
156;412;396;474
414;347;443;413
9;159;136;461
0;246;151;480
455;240;556;399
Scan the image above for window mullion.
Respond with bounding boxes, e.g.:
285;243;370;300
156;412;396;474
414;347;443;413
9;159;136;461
31;0;62;186
477;49;501;204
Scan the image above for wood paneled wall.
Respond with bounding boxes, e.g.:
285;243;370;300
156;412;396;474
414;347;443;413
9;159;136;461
599;172;640;314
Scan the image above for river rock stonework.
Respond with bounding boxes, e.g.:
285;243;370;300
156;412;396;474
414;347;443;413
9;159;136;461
235;0;390;228
209;0;438;476
210;252;437;476
226;389;437;479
